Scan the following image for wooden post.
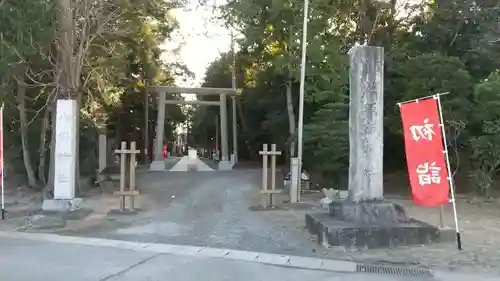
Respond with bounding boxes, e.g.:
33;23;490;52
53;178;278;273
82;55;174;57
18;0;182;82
114;141;140;211
129;141;137;208
119;141;126;211
260;144;268;208
259;144;282;208
270;144;277;206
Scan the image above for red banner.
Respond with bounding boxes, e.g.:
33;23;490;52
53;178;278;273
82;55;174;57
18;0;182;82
400;97;449;206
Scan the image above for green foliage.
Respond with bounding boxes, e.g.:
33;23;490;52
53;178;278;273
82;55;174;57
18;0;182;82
0;0;55;70
189;0;500;193
3;0;500;193
304;97;349;181
0;0;187;182
469;71;500;195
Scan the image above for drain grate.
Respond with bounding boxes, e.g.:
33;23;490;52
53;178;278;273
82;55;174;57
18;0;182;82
356;264;433;278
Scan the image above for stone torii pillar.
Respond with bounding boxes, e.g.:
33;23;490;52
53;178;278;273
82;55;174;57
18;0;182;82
218;94;233;170
148;86;237;171
231;97;238;165
220;94;228;162
150;90;166;171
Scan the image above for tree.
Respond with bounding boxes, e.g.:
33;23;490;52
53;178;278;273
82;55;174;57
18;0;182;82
0;0;55;187
0;0;186;192
469;71;500;196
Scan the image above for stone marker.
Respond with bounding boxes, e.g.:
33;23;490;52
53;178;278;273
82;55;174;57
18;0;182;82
43;100;81;212
305;46;440;249
348;45;384;202
98;134;107;174
290;158;299;203
97;134;107;183
328;45;407;225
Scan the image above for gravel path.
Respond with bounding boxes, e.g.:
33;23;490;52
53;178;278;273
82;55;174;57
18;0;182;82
21;168;499;276
58;170;321;257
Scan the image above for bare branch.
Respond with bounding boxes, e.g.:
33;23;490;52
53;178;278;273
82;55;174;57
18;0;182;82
27;88;56;126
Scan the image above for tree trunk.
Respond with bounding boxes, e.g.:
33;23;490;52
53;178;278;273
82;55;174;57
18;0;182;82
386;0;397;50
74;86;82;196
38;104;51;185
46;0;74;194
15;65;38;188
235;97;252;158
44;100;57;197
358;0;369;44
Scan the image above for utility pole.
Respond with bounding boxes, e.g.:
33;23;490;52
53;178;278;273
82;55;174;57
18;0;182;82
296;0;309;200
230;31;238;164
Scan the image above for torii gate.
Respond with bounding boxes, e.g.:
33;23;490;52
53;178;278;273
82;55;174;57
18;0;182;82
150;86;238;171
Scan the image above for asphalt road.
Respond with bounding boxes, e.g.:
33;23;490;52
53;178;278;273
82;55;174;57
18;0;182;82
0;233;464;281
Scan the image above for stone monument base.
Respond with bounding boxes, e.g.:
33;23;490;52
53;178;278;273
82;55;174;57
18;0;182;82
42;198;83;212
218;161;233;171
329;199;409;224
150;160;165;171
107;208;141;216
24;208;93;230
305;200;440;249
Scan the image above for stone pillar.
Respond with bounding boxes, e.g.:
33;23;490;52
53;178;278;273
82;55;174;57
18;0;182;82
54;100;77;199
150;90;166;171
232;97;238;164
98;134;107;173
215;114;219;160
42;100;81;211
219;94;233;170
348;46;384;201
290;158;299;203
220;94;229;162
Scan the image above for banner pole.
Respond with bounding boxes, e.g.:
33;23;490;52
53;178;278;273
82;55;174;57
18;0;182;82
397;92;450;106
1;104;4;220
439;205;444;228
434;95;462;250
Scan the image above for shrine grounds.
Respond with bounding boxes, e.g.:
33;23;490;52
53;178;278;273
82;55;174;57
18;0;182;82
1;168;500;277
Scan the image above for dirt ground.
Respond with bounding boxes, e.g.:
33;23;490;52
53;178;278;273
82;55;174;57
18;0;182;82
264;190;500;275
1;170;499;276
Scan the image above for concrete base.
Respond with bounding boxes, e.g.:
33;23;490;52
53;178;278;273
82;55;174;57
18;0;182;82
306;200;441;249
439;226;457;242
218;161;233;171
306;212;440;249
107;209;141;216
329;200;409;225
24;208;93;230
150;160;165;171
24;213;66;229
42;198;82;212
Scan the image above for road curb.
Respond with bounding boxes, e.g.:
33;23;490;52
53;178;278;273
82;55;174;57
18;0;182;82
0;231;357;273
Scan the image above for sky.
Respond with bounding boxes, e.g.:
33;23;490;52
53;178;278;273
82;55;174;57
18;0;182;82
161;0;231;91
160;0;423;91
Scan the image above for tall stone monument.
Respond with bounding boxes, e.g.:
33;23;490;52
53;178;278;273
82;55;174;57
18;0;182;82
305;46;439;249
43;99;81;211
348;46;384;202
328;45;404;224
